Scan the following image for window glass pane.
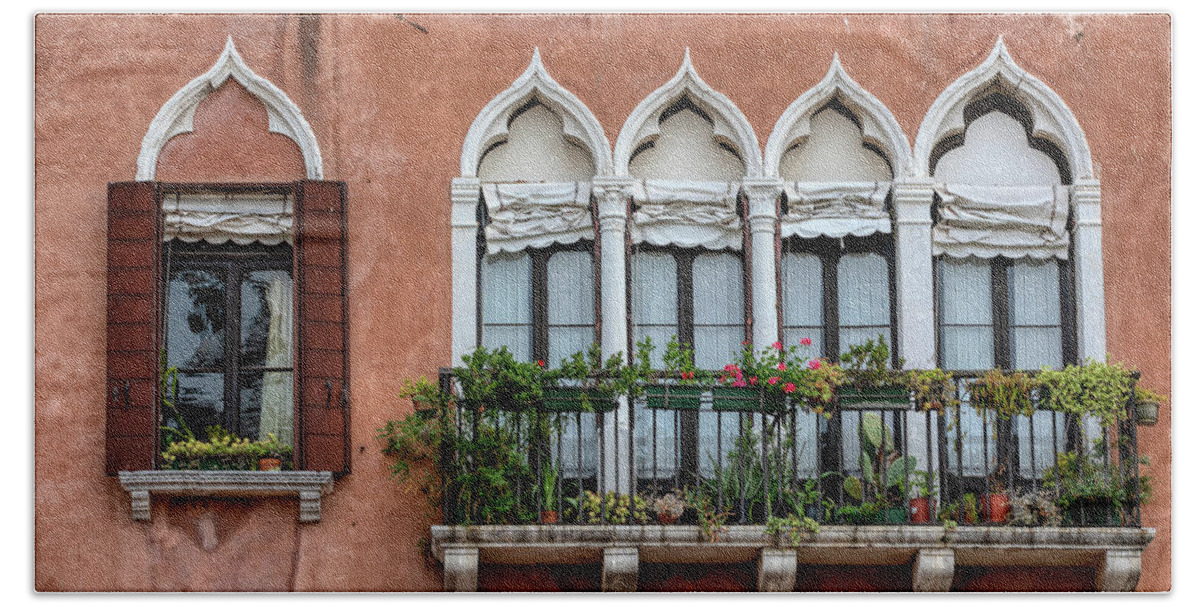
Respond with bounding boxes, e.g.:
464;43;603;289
636;405;681;479
781;251;823;358
693;253;744;369
547;250;595;364
938;258;994;370
838;252;890;355
172;371;224;433
482;251;533;361
1009;259;1063;369
167;269;226;369
239;371;294;445
240;270;293;368
632;252;678;367
1013;411;1068;477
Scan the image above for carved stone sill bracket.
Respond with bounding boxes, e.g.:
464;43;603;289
118;470;336;523
431;524;1155;592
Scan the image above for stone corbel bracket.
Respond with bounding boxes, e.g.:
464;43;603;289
118;470;335;523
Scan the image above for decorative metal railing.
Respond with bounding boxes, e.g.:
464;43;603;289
434;369;1146;529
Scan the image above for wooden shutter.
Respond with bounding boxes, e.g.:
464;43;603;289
295;180;350;474
105;182;161;474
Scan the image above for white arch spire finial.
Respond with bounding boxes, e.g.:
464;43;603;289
459;48;612;178
764;52;911;178
913;37;1093;180
136;37;324;181
614;49;763;177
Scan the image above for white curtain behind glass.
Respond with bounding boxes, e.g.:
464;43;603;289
547;250;595;365
939;257;994;476
632;251;679;479
837;252;890;354
781;251;823;359
1009;258;1067;476
481;251;533;361
258;273;293;445
692;252;745;369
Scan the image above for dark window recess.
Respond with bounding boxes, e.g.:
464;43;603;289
162;240;295;444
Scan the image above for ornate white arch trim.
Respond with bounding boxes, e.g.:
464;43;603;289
460;48;612;178
765;54;911;179
913;37;1093;181
136;37;323;181
614;49;762;178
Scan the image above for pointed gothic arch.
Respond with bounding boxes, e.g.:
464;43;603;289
614;50;762;178
765;54;911;179
136;37;323;181
913;37;1093;182
459;48;612;178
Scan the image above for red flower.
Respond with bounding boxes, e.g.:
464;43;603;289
768;376;780;385
777;363;786;371
537;359;545;367
723;364;738;373
784;382;796;394
808;359;822;370
772;341;783;350
800;337;812;346
749;376;758;386
732;379;747;388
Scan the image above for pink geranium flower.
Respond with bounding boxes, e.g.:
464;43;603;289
772;341;783;350
808;359;822;370
732;379;747;388
800;337;812;346
749;376;758;386
777;362;786;371
768;376;780;385
783;382;796;394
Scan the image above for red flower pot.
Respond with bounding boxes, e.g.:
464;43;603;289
985;493;1010;523
258;457;282;471
539;511;559;524
909;497;935;523
658;512;679;525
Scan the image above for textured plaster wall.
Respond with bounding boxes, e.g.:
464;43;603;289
34;13;1170;591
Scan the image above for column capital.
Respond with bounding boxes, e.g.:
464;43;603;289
893;178;935;226
592;178;634;223
451;177;481;228
1073;179;1102;227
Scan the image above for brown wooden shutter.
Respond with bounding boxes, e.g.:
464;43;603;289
105;182;161;474
295;180;350;474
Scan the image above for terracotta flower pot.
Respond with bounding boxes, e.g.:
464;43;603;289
985;493;1010;523
539;510;559;524
909;497;935;523
658;512;679;525
1136;400;1160;426
258;457;282;471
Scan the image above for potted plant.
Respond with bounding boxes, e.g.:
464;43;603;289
644;336;710;410
1037;357;1133;427
539;464;559;524
653;490;686;524
455;346;545;412
1041;442;1150;527
908;470;937;523
567;491;651;525
983;466;1010;523
840;411;916;524
837;336;909;409
961;492;979;525
1008;490;1062;526
254;433;289;471
1134;386;1166;427
906;368;959;413
543;343;624;413
714;338;841;415
969;369;1036;421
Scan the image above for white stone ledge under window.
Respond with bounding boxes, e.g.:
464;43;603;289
118;470;335;524
430;524;1155;592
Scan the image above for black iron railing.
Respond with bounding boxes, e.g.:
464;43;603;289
435;369;1145;529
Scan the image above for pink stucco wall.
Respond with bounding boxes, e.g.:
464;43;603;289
34;13;1170;591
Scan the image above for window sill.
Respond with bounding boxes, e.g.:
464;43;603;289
117;470;335;523
430;524;1156;592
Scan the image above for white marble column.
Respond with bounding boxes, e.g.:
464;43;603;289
1095;548;1142;592
743;178;783;349
1072;179;1106;362
593;178;634;492
451;177;482;362
912;548;955;592
893;179;937;370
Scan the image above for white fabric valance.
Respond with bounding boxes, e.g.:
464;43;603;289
781;181;891;239
481;182;592;254
630;179;742;250
932;184;1070;260
163;192;293;246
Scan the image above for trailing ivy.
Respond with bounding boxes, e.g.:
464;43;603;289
1037;358;1133;427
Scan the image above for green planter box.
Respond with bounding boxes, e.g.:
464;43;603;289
644;385;704;410
711;387;786;413
837;385;911;410
542;387;618;413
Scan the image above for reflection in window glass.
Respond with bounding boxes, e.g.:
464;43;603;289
692;252;744;370
631;252;678;368
838;252;890;355
781;252;823;359
481;251;533;361
547;250;594;365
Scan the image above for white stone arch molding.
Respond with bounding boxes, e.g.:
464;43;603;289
913;37;1093;182
764;53;912;179
136;37;324;181
459;48;613;178
613;49;763;178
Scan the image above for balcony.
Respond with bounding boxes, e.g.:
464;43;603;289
417;368;1155;591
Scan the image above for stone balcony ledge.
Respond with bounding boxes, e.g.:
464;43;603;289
431;524;1156;592
118;470;335;523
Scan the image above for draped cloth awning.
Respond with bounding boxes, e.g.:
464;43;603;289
781;182;891;239
932;184;1070;260
163;192;293;245
482;182;592;254
630;179;742;250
